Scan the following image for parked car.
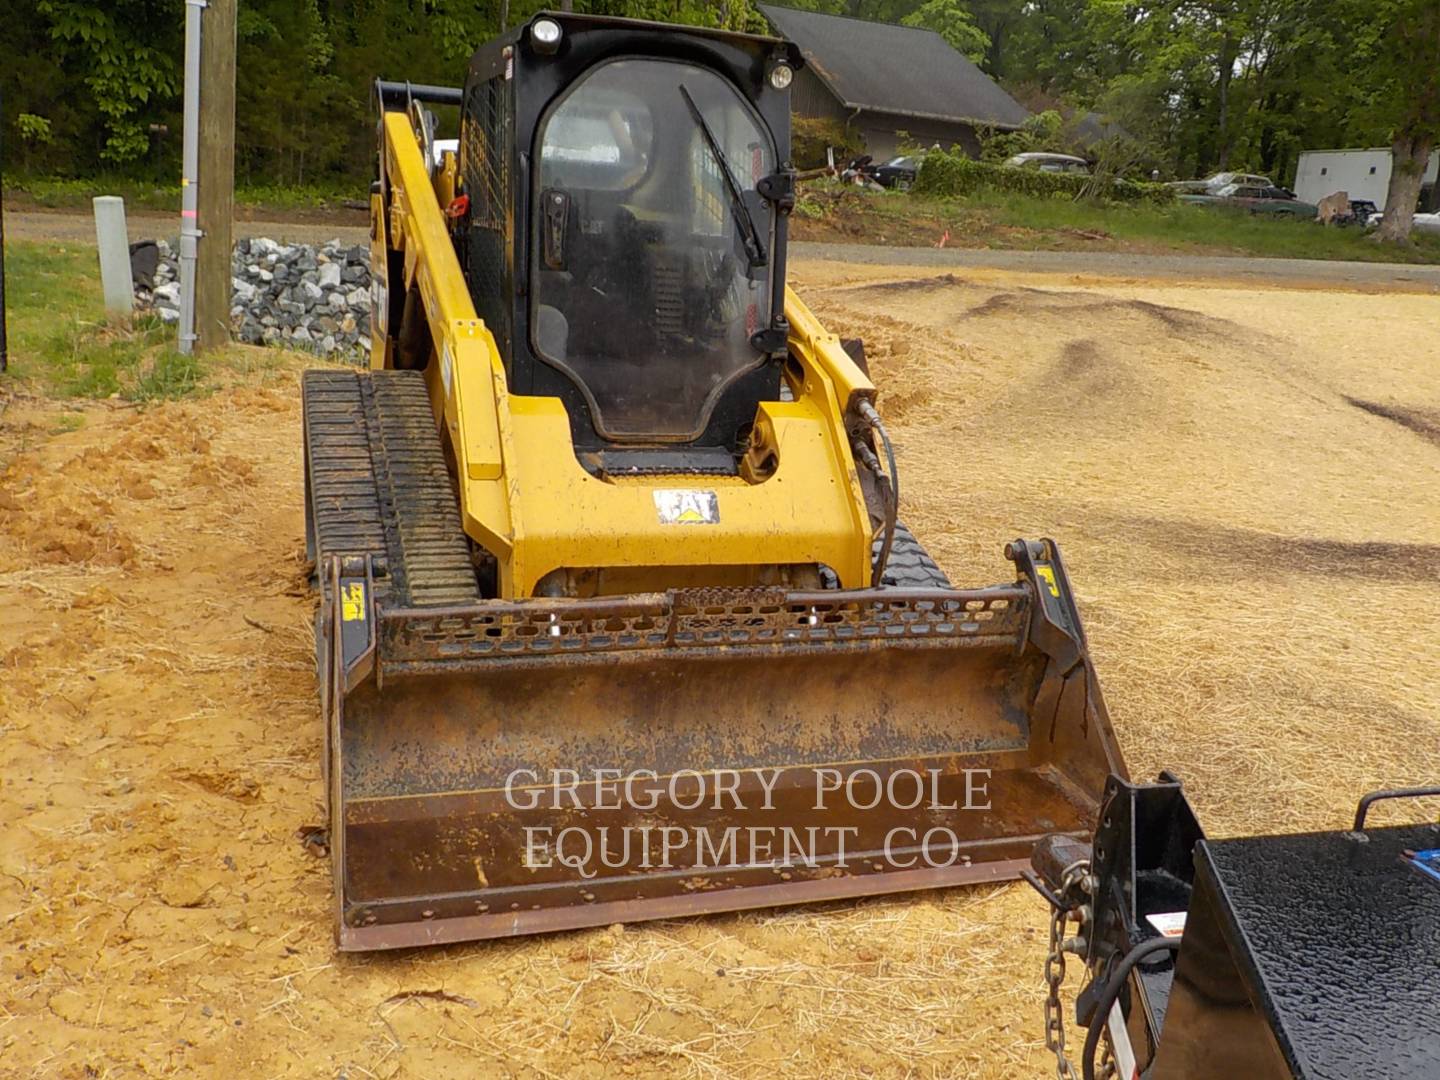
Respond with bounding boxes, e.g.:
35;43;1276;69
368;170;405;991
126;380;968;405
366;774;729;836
1209;171;1273;189
838;154;884;190
1344;199;1380;225
1365;210;1440;235
1168;170;1273;194
1004;152;1092;175
871;154;922;190
1180;183;1318;217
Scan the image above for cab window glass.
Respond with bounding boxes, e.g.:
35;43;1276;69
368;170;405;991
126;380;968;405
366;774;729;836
531;60;775;441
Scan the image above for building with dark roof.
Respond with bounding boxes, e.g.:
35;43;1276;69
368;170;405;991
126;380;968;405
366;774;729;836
760;4;1028;161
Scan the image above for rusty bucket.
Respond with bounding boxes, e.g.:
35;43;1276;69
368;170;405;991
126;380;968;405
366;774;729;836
320;540;1124;949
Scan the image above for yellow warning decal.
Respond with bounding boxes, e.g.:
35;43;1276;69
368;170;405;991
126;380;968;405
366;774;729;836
341;582;366;622
1035;565;1060;598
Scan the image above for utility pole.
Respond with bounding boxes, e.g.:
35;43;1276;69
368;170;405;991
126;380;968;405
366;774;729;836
196;0;237;351
178;0;237;354
1;85;9;374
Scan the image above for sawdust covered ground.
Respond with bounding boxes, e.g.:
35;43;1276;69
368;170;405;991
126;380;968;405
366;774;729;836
3;263;1438;1078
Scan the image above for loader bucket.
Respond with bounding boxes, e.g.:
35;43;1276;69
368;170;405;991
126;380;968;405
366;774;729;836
321;540;1124;950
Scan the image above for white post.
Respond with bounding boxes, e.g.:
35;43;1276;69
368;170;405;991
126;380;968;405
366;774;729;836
92;196;134;314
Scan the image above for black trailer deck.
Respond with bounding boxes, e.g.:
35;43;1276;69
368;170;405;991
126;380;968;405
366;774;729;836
1153;821;1440;1079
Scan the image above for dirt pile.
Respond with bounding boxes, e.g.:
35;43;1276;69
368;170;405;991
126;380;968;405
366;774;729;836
796;265;1440;835
3;264;1439;1078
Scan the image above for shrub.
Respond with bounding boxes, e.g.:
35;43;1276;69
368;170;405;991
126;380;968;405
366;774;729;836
792;116;865;171
914;150;1174;206
977;110;1064;164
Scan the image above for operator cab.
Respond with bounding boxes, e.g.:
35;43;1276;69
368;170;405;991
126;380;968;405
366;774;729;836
534;59;776;443
454;13;801;470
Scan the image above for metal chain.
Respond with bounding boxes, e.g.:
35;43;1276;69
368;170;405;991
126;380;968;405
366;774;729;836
1098;1037;1118;1080
1043;901;1078;1079
1043;862;1091;1080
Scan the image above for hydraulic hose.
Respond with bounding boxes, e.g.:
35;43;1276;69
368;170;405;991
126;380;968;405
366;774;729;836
1081;936;1183;1080
858;400;898;588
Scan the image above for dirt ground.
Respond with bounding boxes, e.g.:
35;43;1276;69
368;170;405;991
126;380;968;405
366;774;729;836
3;260;1438;1078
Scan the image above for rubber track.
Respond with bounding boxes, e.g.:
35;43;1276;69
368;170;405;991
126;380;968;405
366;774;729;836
303;370;388;590
368;372;480;606
876;522;951;588
818;521;950;589
302;369;479;606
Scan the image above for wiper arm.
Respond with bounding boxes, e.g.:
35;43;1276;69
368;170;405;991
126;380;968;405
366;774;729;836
679;84;766;269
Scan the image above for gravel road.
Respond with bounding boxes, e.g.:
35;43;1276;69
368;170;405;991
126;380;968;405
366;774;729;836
4;208;371;248
7;208;1440;290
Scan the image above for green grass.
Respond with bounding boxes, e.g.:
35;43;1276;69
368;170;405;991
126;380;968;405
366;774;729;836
9;175;183;213
5;174;362;214
972;192;1440;263
232;181;363;211
801;180;1440;264
2;240;103;375
1;240;209;401
131;346;204;401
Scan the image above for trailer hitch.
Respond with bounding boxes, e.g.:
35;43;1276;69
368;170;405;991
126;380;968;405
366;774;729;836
1026;776;1203;1080
1024;833;1092;913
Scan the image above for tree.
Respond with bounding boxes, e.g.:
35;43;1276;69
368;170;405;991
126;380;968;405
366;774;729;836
1370;0;1440;243
901;0;989;62
16;114;55;172
0;0;1430;203
33;0;180;165
956;0;1026;76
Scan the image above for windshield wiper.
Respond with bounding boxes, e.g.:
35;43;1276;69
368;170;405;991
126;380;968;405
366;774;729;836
679;85;766;270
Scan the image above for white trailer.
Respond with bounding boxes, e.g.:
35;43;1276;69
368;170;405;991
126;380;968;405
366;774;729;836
1294;147;1439;210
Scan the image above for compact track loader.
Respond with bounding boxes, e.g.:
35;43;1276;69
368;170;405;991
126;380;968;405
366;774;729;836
304;12;1124;950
